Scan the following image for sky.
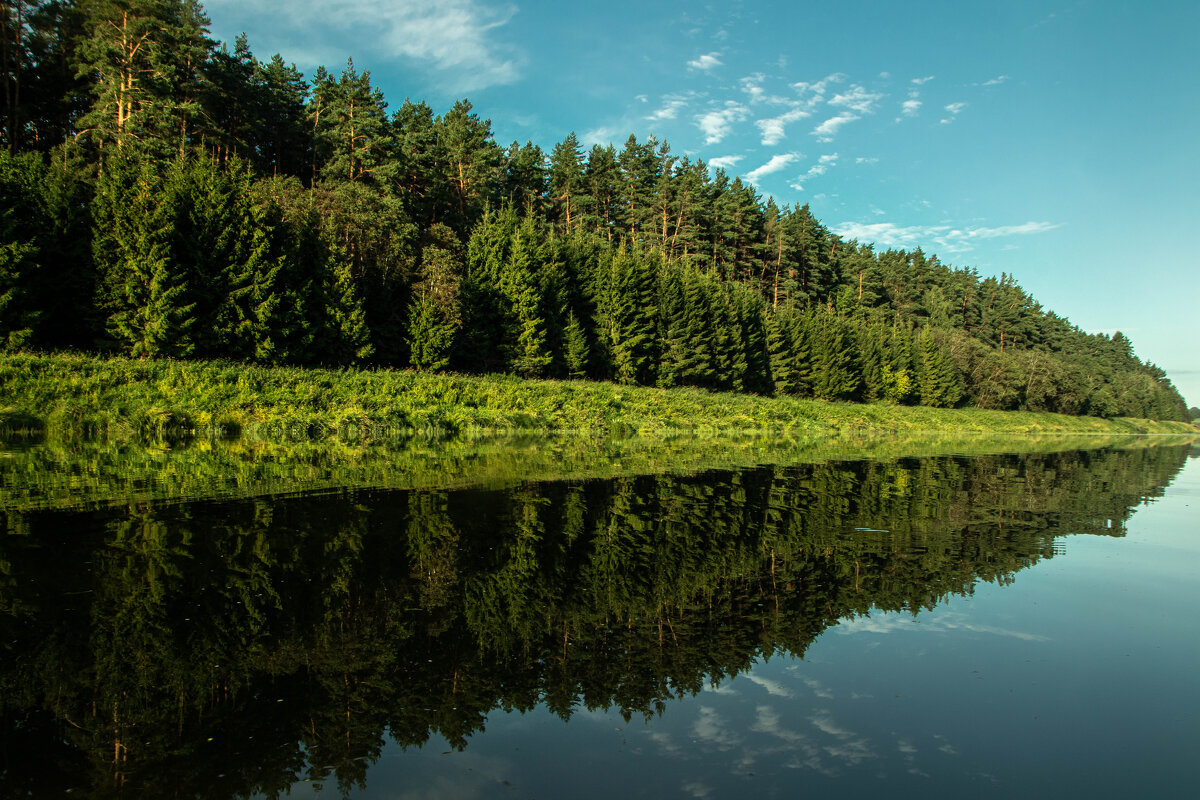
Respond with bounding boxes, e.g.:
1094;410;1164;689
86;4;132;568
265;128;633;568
203;0;1200;405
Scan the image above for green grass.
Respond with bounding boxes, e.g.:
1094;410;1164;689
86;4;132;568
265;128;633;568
1;351;1196;443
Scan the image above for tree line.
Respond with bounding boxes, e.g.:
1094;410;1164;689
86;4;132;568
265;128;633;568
0;0;1188;420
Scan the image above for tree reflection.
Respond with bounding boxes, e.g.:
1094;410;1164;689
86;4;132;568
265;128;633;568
0;445;1189;797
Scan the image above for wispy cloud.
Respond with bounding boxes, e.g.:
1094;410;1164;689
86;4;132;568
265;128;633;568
812;113;859;142
581;125;620;146
802;677;835;699
940;102;968;124
829;84;883;114
647;92;694;121
792;73;846;98
707;155;743;171
688;52;723;71
901;98;922;117
790;153;839;192
206;0;521;92
833;219;1060;253
740;73;767;102
693;706;741;750
756;107;812;145
981;74;1010;86
751;705;806;743
696;102;749;144
745;673;796;696
911;75;935;85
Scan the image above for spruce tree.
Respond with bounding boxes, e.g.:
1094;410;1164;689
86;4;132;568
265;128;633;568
406;243;461;371
607;245;658;385
563;310;589;378
501;227;551;378
913;326;963;407
0;150;42;349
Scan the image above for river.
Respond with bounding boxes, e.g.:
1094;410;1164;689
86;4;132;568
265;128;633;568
0;436;1196;798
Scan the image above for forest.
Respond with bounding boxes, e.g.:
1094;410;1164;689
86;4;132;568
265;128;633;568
0;0;1188;421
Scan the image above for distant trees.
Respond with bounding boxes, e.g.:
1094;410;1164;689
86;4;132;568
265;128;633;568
0;0;1188;421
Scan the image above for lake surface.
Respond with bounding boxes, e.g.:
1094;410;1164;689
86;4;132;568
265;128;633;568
0;437;1196;798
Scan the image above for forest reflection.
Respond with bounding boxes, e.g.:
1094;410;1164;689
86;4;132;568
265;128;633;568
0;443;1189;798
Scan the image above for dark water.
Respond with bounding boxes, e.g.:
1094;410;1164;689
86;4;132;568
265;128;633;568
0;439;1197;798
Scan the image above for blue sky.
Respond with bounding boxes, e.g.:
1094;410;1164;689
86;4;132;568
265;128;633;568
204;0;1200;405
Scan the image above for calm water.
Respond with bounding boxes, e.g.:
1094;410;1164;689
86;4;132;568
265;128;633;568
0;438;1196;798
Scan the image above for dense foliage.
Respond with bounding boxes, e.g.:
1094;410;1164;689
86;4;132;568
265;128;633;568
0;0;1187;420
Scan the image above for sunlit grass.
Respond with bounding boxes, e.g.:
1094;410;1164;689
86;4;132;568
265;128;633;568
1;351;1196;443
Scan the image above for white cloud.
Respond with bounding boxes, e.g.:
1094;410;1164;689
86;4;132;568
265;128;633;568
829;84;883;114
688;52;723;71
857;156;879;165
756;107;812;145
696;102;749;144
647;93;694;121
901;98;922;117
812;113;859;142
982;75;1010;86
789;153;838;192
206;0;521;92
911;75;935;85
751;705;806;743
693;707;741;750
810;710;855;739
745;673;796;696
740;73;767;102
791;72;846;98
707;155;743;171
940;101;968;123
831;220;1059;253
581;125;620;146
807;153;839;176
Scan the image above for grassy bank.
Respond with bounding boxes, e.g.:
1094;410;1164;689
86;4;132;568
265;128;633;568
1;352;1195;442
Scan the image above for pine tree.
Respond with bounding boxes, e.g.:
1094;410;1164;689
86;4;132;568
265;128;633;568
437;98;502;233
548;132;586;234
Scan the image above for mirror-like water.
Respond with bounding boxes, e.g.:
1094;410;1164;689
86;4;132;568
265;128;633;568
0;438;1196;798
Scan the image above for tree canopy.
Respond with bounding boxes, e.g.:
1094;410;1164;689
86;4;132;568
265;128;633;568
0;0;1188;420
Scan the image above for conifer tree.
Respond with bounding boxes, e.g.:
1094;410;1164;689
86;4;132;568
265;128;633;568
807;309;860;401
501;225;551;378
322;243;373;365
93;155;195;357
406;243;461;371
913;326;963;407
563;309;589;378
0;149;41;348
548;132;586;234
608;245;658;385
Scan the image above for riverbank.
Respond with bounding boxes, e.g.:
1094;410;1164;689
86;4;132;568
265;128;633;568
1;352;1195;442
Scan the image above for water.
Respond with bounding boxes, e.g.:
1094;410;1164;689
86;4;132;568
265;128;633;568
0;437;1196;798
